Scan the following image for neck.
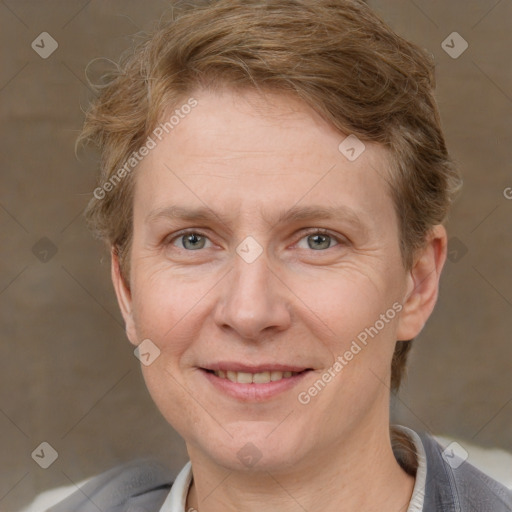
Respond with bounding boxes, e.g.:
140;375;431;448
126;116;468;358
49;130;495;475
185;423;415;512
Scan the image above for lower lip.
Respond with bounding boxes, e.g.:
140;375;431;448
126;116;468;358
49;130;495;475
200;369;311;402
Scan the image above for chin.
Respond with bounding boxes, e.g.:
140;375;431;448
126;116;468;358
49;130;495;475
193;422;309;472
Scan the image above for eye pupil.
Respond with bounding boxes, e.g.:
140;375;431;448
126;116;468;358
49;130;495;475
308;234;330;250
183;233;206;250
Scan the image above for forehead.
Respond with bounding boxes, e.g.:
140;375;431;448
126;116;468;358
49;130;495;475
133;87;397;231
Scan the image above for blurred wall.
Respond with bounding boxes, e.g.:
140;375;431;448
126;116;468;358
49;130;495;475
1;1;511;510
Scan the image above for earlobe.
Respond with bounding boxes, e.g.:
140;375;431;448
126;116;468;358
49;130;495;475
111;249;138;346
396;225;448;341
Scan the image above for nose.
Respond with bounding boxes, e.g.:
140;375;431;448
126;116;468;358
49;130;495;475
213;248;292;341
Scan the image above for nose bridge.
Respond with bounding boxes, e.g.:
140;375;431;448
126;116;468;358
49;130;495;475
214;245;291;339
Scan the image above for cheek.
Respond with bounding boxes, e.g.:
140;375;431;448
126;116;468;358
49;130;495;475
295;271;404;388
291;268;397;338
131;277;204;430
129;277;196;363
140;362;206;445
131;262;208;330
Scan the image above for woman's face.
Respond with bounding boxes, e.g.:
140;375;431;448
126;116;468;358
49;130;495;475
113;88;426;472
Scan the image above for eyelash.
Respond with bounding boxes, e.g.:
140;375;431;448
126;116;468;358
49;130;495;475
166;228;346;251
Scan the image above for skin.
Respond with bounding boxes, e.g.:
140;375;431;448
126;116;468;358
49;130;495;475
111;87;447;511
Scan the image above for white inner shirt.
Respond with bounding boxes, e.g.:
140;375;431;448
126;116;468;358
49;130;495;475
159;425;427;512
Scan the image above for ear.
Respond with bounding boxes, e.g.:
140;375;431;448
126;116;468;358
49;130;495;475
111;248;138;346
396;225;448;341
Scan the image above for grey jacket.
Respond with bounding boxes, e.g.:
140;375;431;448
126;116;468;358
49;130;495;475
48;433;512;511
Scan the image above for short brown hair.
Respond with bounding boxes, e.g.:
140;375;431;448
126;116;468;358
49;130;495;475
79;0;462;392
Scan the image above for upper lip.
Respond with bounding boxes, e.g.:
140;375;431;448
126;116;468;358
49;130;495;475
201;362;311;373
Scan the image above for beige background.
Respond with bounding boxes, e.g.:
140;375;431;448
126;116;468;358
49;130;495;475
1;1;511;510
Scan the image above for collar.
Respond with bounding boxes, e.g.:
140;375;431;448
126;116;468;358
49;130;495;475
159;425;426;512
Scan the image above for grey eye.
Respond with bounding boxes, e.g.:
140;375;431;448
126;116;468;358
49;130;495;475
307;233;332;250
176;233;209;250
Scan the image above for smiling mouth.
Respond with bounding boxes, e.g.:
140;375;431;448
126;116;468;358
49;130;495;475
203;369;310;384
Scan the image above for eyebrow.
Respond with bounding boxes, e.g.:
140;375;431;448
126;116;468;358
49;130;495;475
145;204;367;232
274;205;365;228
146;205;232;225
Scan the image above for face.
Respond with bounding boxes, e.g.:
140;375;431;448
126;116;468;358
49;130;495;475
112;87;445;473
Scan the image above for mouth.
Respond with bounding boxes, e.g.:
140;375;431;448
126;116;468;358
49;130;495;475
204;369;307;384
199;365;313;401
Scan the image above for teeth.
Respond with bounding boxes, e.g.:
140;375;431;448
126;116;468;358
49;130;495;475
237;372;253;384
213;370;300;383
270;371;283;382
253;371;271;383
